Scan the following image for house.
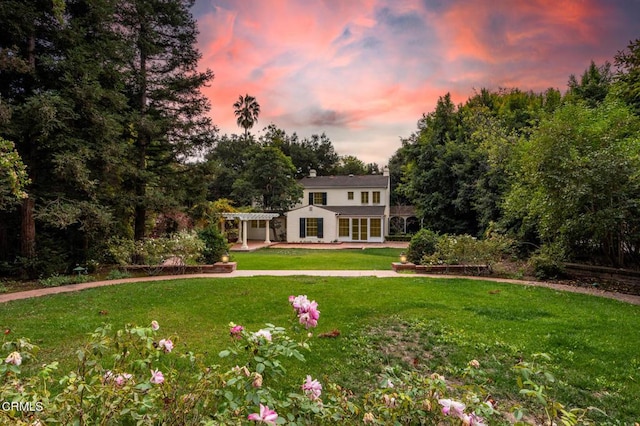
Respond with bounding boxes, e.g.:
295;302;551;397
285;167;390;243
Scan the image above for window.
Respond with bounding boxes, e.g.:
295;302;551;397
309;192;327;205
347;191;354;200
251;220;265;228
300;218;324;238
361;191;369;204
351;219;359;240
306;218;318;237
370;218;381;237
339;218;350;237
372;191;381;204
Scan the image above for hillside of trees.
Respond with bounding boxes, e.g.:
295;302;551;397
1;0;639;277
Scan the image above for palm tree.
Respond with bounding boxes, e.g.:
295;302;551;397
233;94;260;138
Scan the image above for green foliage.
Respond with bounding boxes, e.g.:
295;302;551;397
0;137;29;211
407;229;439;263
0;299;602;425
513;353;605;425
38;274;92;288
566;61;613;107
105;269;132;281
528;244;566;280
198;224;229;264
235;146;303;211
504;97;640;266
421;234;514;267
614;38;640;114
233;93;261;137
107;231;205;266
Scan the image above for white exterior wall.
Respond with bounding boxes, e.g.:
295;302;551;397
297;186;390;210
285;206;338;243
287;174;391;242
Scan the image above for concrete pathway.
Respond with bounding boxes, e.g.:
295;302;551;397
2;270;640;305
229;241;409;251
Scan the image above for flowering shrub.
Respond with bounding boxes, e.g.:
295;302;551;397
421;233;514;268
0;296;598;425
106;230;205;266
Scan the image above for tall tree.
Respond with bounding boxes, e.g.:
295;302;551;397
233;94;260;138
566;61;613;107
334;155;367;175
504;98;640;266
233;146;302;212
118;0;215;241
260;125;339;178
615;38;640;114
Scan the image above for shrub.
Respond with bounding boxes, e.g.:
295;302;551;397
38;274;91;288
422;234;515;268
407;229;439;263
106;231;205;266
529;243;566;280
105;269;132;280
198;224;230;264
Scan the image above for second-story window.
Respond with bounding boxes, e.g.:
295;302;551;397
372;191;381;204
309;192;327;205
347;191;354;200
361;191;369;204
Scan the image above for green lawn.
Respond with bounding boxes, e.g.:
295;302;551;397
1;276;639;423
231;247;404;269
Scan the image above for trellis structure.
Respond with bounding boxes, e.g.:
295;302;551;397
221;213;280;250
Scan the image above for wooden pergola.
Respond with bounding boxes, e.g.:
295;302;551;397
221;212;280;250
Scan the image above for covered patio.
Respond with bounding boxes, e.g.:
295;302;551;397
221;212;280;251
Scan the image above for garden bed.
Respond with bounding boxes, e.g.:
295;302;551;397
121;262;236;275
392;262;490;275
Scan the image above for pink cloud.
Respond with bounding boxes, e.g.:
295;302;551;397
194;0;638;164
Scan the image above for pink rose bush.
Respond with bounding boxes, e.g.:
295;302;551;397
301;375;322;401
150;369;164;384
0;295;595;425
229;323;244;339
4;351;22;366
158;338;173;353
247;403;278;424
289;294;320;329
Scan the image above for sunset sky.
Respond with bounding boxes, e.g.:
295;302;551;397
192;0;640;165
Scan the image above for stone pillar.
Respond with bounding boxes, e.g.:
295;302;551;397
242;220;249;250
265;219;271;244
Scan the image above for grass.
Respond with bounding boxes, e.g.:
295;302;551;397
231;247;404;269
1;276;639;422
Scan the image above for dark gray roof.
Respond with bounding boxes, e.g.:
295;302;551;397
322;206;386;216
300;175;389;188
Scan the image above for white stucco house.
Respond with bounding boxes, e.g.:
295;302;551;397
285;167;391;243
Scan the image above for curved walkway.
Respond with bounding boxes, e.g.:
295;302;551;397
1;270;639;305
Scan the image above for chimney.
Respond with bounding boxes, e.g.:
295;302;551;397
383;166;390;177
309;169;317;178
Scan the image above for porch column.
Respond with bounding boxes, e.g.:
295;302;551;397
241;220;249;250
237;219;243;242
264;219;271;244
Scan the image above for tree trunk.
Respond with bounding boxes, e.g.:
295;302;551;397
20;197;36;258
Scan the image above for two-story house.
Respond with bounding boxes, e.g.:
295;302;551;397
285;167;390;243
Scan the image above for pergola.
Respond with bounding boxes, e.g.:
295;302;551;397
221;212;280;250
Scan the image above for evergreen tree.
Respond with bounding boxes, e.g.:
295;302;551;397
116;0;215;241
